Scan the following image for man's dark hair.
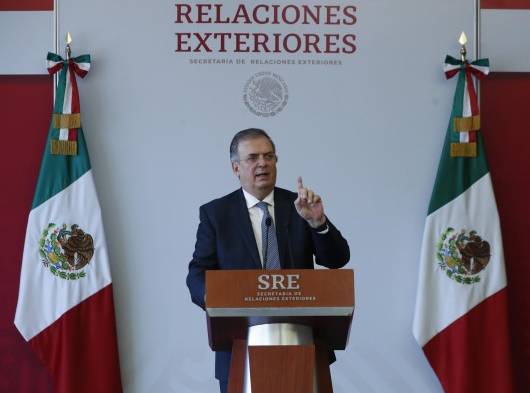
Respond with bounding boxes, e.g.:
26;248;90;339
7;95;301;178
229;128;276;162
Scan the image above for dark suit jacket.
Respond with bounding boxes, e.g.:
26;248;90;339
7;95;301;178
186;187;350;381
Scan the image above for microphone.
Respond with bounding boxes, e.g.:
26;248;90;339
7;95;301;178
263;216;271;268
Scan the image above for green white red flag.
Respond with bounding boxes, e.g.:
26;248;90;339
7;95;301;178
412;55;513;393
14;52;123;393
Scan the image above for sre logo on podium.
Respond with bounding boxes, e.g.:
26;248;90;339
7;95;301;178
257;273;300;290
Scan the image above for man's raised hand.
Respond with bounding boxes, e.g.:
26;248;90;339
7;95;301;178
294;176;326;228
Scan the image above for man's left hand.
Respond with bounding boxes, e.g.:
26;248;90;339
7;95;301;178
294;176;326;228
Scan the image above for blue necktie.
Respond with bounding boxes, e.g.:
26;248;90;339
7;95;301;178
256;201;281;269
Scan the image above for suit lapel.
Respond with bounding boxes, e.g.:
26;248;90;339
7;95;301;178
233;189;262;268
274;189;292;269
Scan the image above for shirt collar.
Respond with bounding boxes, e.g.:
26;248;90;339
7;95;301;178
242;189;275;209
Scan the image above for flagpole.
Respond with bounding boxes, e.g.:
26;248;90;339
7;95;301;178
53;0;59;101
474;0;481;98
474;0;480;59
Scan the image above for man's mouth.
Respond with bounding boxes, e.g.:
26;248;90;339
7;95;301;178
255;173;269;179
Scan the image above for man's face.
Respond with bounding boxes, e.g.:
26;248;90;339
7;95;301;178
231;136;277;199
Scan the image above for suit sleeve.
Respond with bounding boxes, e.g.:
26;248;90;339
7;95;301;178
186;205;218;309
311;217;350;269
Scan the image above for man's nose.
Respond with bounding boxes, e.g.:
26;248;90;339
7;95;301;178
256;155;268;165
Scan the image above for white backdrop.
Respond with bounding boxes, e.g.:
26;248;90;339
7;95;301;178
51;1;476;392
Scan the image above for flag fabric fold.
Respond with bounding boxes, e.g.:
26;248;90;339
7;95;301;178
412;56;513;393
14;52;123;393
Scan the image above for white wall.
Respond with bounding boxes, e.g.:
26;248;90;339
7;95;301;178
8;1;479;391
0;11;53;74
481;9;530;72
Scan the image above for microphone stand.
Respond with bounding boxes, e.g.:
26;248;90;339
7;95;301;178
264;217;271;268
285;223;295;269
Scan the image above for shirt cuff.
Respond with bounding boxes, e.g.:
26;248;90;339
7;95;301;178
313;221;329;234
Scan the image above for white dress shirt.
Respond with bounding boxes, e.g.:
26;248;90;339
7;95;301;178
242;189;275;267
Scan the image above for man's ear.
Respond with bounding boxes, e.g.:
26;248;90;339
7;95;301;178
231;160;240;177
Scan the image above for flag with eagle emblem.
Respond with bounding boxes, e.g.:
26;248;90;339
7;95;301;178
412;55;513;393
14;52;123;393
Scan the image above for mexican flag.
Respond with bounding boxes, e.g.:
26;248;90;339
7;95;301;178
412;56;513;393
14;53;123;393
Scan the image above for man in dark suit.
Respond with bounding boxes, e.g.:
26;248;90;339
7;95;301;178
186;128;350;393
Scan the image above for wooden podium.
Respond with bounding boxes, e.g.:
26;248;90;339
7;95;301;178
205;269;355;393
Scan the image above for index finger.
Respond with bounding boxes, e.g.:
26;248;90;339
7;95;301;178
297;176;304;190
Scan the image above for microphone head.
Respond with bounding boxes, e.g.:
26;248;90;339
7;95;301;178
265;217;272;226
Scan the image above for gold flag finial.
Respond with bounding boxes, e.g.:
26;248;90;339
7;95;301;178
65;32;72;59
459;31;467;62
458;31;467;46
